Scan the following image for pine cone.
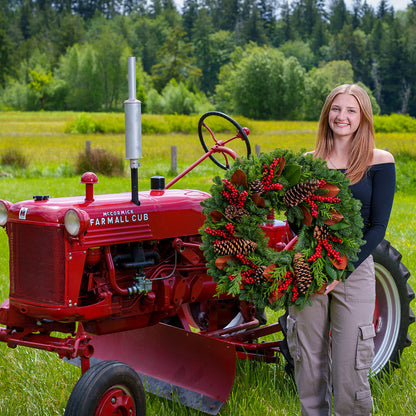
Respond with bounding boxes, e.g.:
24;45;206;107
283;180;321;207
250;179;264;195
313;224;330;240
253;265;267;283
224;204;249;221
213;238;258;256
293;252;313;294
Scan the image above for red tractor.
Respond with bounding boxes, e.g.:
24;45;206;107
0;59;413;415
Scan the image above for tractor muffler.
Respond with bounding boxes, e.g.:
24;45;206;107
124;56;142;205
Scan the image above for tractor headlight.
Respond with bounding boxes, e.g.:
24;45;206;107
0;201;11;227
64;208;89;237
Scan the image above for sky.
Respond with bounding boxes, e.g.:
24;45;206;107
344;0;411;10
175;0;412;12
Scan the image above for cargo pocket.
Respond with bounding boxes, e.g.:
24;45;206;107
355;324;375;370
353;388;373;415
286;315;301;362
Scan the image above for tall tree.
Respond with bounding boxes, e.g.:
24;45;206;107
216;0;240;32
360;1;375;33
328;25;371;87
373;19;408;114
151;24;201;91
282;56;306;119
290;0;326;40
228;46;286;119
131;17;165;73
191;8;219;93
258;0;276;39
19;0;33;40
276;0;292;43
55;43;104;110
182;0;198;39
351;0;362;29
93;26;130;109
0;15;12;87
240;0;267;44
377;0;392;19
328;0;349;34
51;13;86;60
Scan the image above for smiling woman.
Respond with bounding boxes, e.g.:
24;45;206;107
286;83;397;416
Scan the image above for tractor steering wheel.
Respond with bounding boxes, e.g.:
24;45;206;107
198;111;251;170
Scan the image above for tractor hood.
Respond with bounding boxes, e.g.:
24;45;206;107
3;187;210;247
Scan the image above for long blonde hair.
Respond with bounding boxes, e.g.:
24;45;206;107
314;84;375;184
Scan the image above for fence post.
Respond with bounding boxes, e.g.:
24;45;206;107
255;144;260;157
171;145;177;173
86;140;91;153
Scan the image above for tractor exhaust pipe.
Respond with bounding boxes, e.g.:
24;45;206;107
124;56;142;205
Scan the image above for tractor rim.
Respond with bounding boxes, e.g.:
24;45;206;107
94;385;136;416
372;263;401;374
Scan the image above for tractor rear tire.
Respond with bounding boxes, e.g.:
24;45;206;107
280;239;414;377
371;239;414;375
64;360;146;416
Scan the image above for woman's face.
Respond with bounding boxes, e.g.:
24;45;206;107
328;93;361;140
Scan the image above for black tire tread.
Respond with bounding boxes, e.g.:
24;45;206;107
65;360;146;416
368;239;413;373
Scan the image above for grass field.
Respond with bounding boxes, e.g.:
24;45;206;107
0;112;415;415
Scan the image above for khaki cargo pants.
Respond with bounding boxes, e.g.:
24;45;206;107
287;256;376;416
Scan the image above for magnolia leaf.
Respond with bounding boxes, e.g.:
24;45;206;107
324;208;343;225
328;220;350;230
324;262;338;280
315;284;326;294
215;255;237;270
231;169;248;188
268;292;278;305
263;264;277;281
276;156;286;176
251;193;266;208
210;210;225;223
283;164;301;187
330;254;347;270
300;204;313;226
338;269;347;281
321;182;340;197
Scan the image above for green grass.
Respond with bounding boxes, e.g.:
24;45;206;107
0;112;415;415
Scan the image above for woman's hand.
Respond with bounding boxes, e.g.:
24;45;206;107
324;280;341;295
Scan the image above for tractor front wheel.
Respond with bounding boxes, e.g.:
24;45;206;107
64;360;146;416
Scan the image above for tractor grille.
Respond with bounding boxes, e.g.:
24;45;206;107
9;223;65;305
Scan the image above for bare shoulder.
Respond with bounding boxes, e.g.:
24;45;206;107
372;148;395;164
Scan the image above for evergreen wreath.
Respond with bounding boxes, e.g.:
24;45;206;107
200;148;364;311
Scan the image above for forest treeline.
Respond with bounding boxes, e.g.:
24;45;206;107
1;0;416;120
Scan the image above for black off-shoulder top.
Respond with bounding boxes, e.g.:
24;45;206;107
347;162;396;271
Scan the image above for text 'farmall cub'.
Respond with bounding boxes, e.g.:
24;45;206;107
0;58;413;415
